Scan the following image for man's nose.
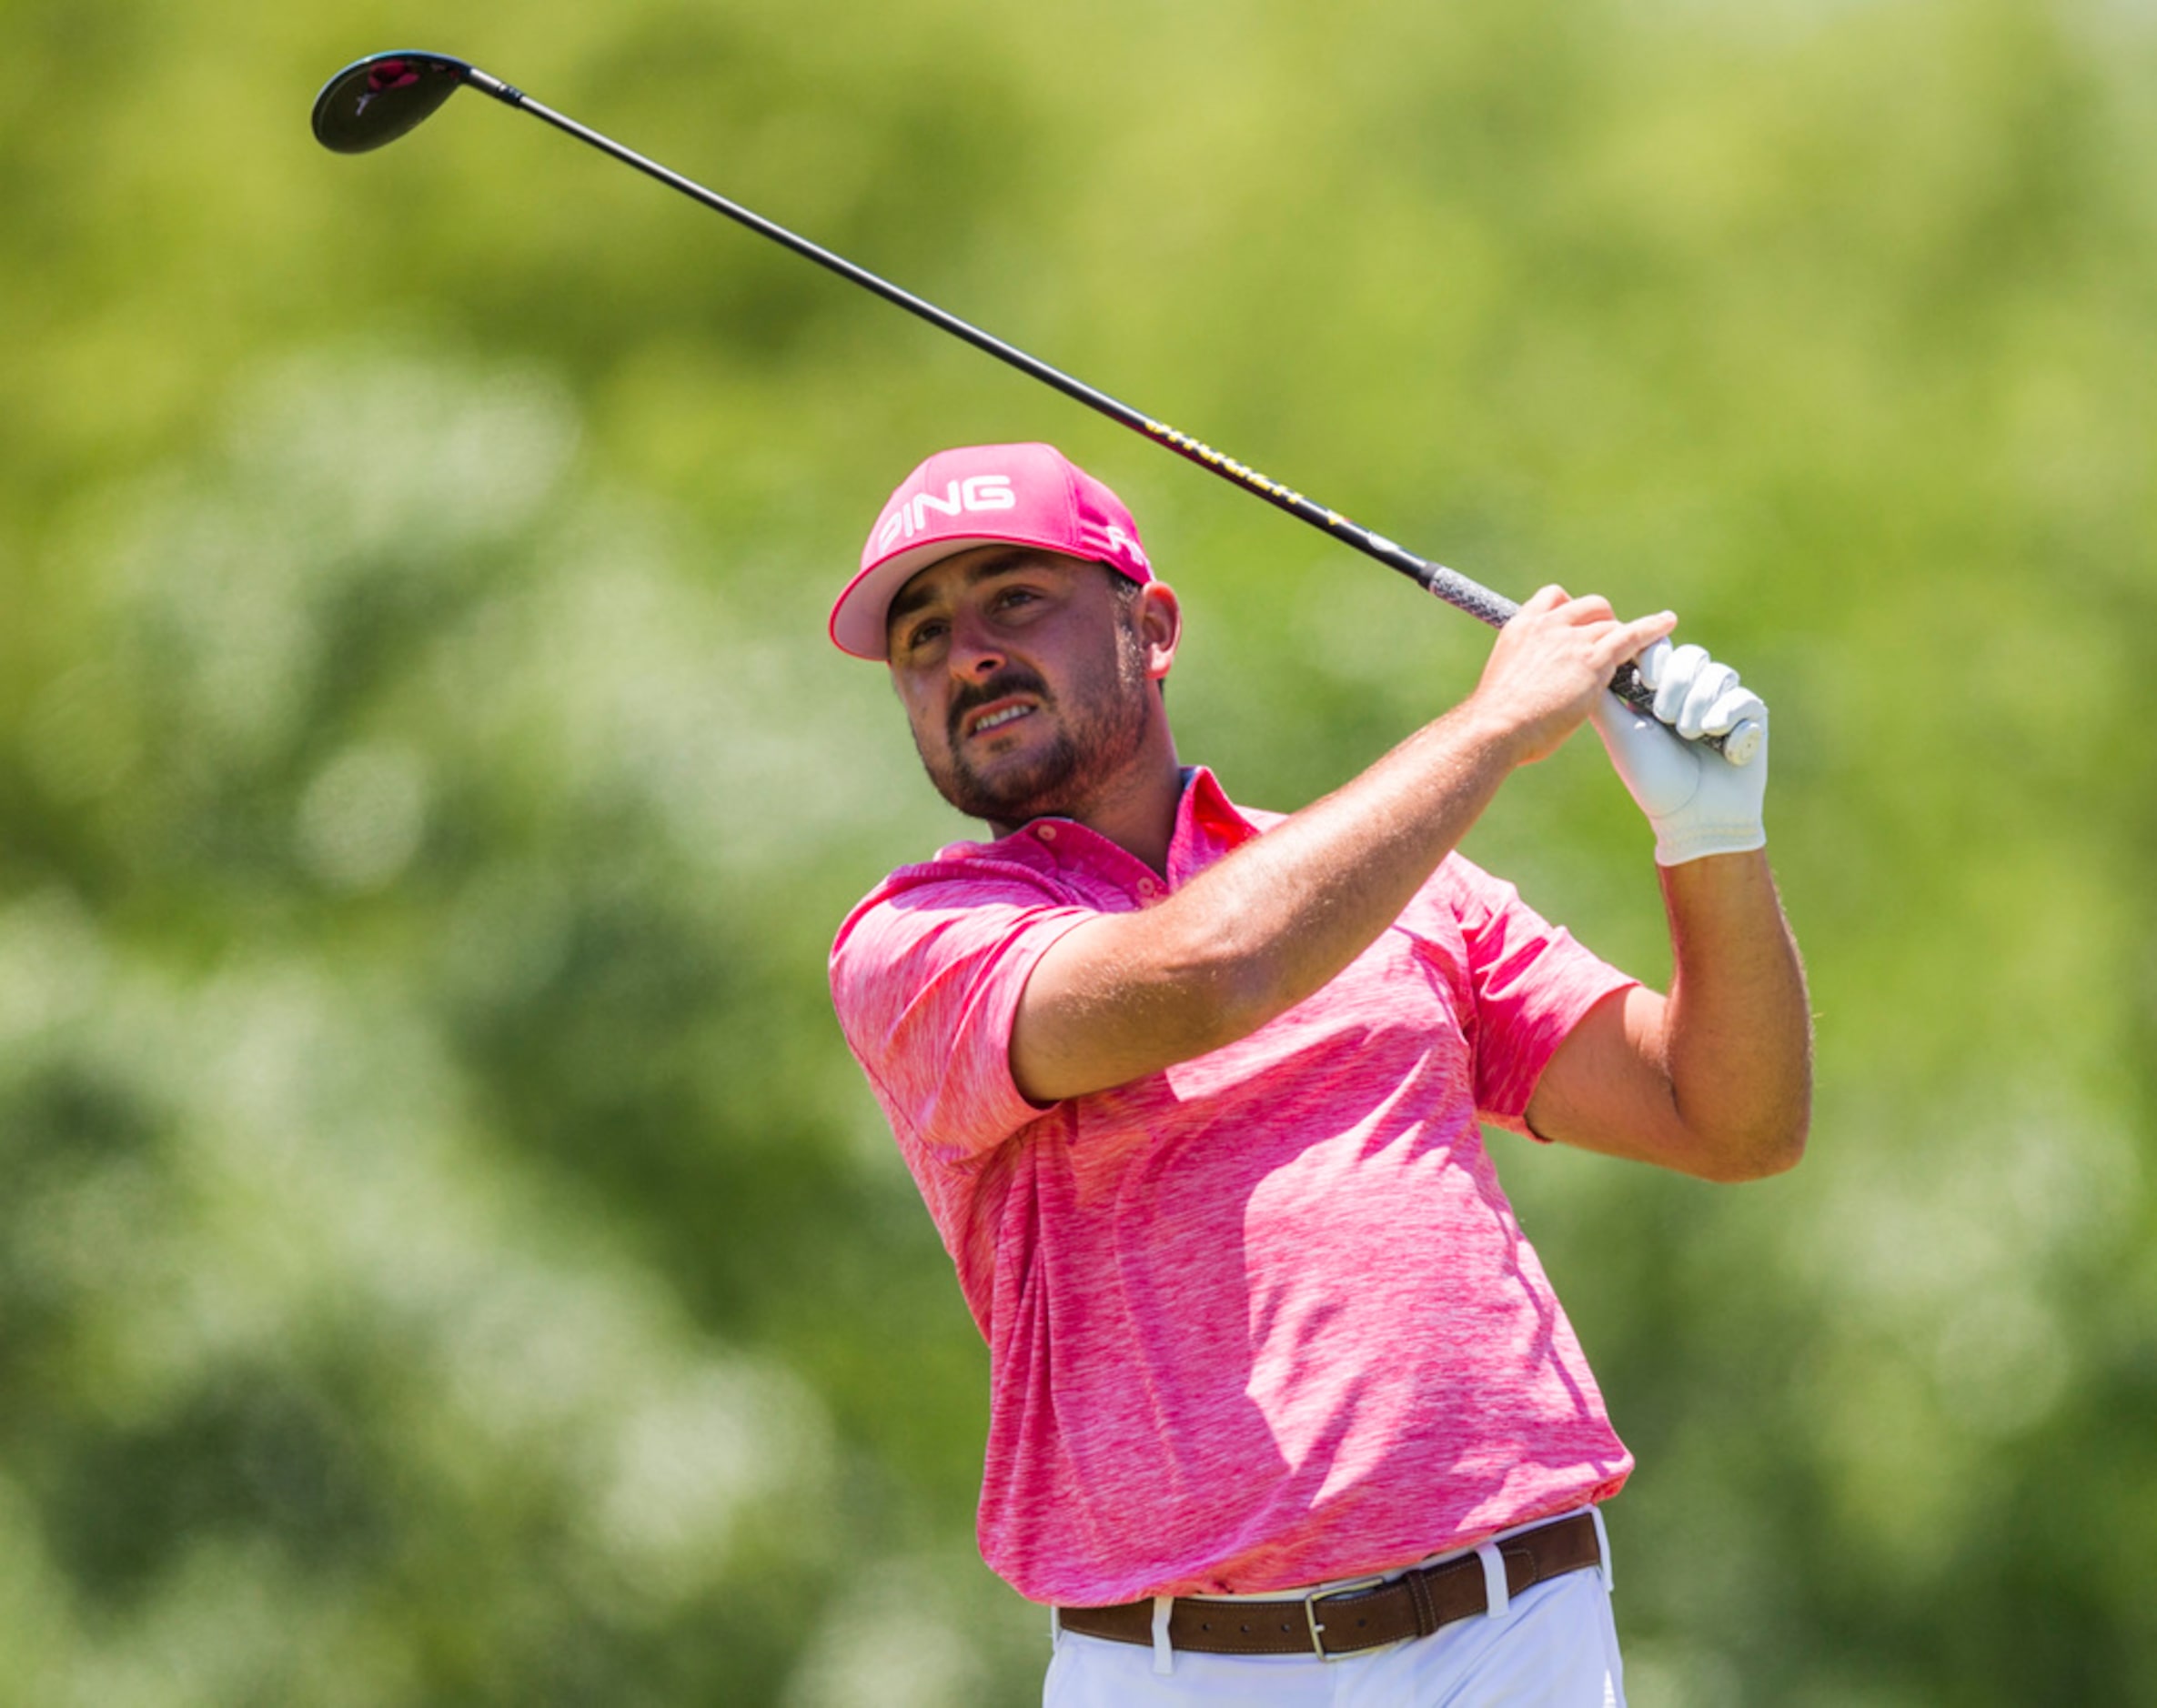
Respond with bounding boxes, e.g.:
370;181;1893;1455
948;610;1007;678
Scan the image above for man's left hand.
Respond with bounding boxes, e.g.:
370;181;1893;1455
1589;640;1769;866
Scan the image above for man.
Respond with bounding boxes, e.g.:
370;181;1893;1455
827;442;1809;1705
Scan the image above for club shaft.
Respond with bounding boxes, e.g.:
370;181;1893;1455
465;69;1694;744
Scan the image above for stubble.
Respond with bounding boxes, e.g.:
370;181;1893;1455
913;616;1153;827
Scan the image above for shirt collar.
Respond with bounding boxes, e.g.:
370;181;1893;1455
943;766;1260;893
1165;765;1259;887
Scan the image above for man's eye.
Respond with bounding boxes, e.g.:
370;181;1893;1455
905;619;948;651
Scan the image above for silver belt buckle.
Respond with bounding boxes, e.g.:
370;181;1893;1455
1302;1574;1386;1661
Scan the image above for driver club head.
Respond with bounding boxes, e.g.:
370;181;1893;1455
312;52;474;154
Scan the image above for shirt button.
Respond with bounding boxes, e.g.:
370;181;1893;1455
1136;878;1158;899
1036;824;1057;842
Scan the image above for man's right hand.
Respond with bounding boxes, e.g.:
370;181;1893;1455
1467;588;1680;765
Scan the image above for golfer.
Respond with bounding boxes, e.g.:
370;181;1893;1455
828;443;1810;1705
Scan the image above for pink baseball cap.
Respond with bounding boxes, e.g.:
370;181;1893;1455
829;442;1154;659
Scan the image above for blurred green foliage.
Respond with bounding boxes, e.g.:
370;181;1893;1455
2;0;2153;1701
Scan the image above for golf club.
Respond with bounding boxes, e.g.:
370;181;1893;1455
311;50;1754;760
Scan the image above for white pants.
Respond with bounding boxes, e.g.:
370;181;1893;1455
1043;1556;1624;1707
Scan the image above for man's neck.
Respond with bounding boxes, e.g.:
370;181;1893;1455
991;743;1184;875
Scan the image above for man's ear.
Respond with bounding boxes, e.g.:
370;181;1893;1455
1137;582;1181;682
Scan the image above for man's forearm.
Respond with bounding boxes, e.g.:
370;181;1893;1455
1160;702;1522;1036
1010;589;1679;1103
1014;703;1523;1099
1658;849;1812;1176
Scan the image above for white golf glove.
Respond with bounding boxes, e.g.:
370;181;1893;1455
1588;639;1769;866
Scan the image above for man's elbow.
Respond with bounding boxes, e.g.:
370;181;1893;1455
1693;1105;1809;1183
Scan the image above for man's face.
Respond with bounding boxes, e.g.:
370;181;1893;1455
884;547;1165;828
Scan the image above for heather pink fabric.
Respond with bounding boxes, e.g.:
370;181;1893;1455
830;769;1638;1606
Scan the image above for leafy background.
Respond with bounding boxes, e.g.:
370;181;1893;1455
3;0;2152;1701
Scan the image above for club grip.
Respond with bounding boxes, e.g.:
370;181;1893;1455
1609;659;1759;762
1401;572;1743;762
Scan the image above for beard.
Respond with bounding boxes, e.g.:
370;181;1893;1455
912;619;1153;827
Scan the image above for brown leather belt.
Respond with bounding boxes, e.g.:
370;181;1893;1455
1055;1512;1602;1661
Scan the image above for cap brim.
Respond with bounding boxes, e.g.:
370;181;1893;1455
829;533;1043;660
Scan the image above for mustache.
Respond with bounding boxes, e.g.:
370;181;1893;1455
948;668;1052;740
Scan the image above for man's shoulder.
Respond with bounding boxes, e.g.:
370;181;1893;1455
1378;849;1541;949
832;830;1080;962
854;829;1068;908
827;830;1105;1073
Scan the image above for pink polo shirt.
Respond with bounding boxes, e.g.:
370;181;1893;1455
830;768;1637;1606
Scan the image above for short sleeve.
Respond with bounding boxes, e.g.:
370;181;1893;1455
1439;855;1638;1133
830;865;1100;1160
